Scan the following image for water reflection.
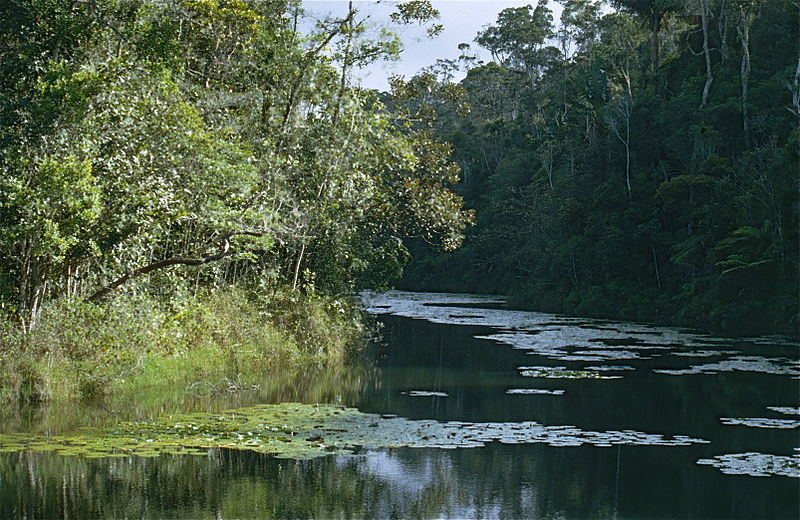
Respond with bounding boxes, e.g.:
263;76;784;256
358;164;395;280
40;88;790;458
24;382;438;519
0;361;380;435
3;444;797;519
0;291;798;518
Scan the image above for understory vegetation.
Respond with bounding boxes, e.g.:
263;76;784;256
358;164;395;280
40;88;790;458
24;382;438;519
399;0;798;335
0;289;367;405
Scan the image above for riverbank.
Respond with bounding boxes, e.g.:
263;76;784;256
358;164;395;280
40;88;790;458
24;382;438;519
0;289;368;406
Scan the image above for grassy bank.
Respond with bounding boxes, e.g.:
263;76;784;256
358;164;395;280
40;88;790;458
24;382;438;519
0;289;368;406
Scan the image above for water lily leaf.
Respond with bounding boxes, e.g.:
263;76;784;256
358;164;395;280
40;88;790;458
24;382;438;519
0;402;710;460
506;389;565;395
698;452;800;478
720;418;800;429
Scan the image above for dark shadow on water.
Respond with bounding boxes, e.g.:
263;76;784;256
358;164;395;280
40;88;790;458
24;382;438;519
1;296;798;519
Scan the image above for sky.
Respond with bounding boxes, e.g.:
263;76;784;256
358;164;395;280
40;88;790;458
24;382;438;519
301;1;563;91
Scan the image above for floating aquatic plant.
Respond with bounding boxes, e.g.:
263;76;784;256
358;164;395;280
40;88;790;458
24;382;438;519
0;402;709;460
584;365;636;372
517;366;622;380
559;350;648;362
362;291;735;349
361;292;798;380
402;391;448;397
719;418;800;429
697;452;800;478
767;407;800;416
506;389;565;395
671;350;737;358
653;356;800;377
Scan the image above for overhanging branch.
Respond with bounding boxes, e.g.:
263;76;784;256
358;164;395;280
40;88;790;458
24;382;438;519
87;231;266;302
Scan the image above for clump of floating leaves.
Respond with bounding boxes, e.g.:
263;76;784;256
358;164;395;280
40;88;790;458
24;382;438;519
697;451;800;478
506;389;565;395
0;403;710;460
767;407;800;416
518;366;622;379
719;418;800;429
402;391;448;397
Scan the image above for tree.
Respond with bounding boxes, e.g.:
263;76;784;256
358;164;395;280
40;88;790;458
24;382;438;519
557;0;603;60
0;0;474;326
732;0;765;145
698;0;715;107
475;2;556;87
612;0;684;88
400;0;797;335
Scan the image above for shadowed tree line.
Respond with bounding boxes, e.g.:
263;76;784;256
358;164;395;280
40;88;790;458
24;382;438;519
399;0;798;335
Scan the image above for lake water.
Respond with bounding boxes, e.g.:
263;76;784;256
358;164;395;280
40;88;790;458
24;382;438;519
1;291;798;518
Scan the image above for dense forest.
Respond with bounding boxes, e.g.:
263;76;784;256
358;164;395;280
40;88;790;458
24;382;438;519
0;0;796;405
400;0;799;336
0;0;472;402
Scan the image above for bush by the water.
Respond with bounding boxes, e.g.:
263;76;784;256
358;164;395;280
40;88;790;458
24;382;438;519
0;289;367;405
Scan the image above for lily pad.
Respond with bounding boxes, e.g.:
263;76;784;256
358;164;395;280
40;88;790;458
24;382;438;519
506;389;565;395
767;407;800;416
584;365;636;372
360;292;799;371
0;402;710;460
402;391;448;397
518;366;622;380
672;350;737;358
720;417;800;429
653;356;800;377
697;452;800;478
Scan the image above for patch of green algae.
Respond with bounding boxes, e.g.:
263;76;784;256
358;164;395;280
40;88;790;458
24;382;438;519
0;402;711;460
0;403;363;460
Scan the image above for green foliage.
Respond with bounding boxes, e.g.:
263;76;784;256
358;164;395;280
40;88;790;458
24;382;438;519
390;0;443;37
0;289;366;405
401;0;798;336
0;0;472;328
0;0;474;408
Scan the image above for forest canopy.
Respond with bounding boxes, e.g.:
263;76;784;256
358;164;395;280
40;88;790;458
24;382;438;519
0;0;796;338
400;0;798;335
0;0;473;331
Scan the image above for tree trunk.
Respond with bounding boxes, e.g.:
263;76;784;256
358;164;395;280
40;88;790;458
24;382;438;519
332;1;356;127
624;132;631;198
699;0;714;108
607;84;633;199
717;0;730;64
291;242;306;291
651;244;662;289
792;52;800;119
279;10;355;133
737;9;753;147
18;240;31;332
651;20;661;90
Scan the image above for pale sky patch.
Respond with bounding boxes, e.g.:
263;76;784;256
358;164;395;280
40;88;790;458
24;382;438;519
302;1;563;91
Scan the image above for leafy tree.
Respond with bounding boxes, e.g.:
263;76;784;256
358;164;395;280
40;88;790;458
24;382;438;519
0;0;473;328
476;2;556;87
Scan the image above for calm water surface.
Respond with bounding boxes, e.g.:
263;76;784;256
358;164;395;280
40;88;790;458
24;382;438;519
1;291;798;519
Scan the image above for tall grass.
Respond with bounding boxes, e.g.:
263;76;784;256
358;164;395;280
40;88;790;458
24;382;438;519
0;288;367;405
